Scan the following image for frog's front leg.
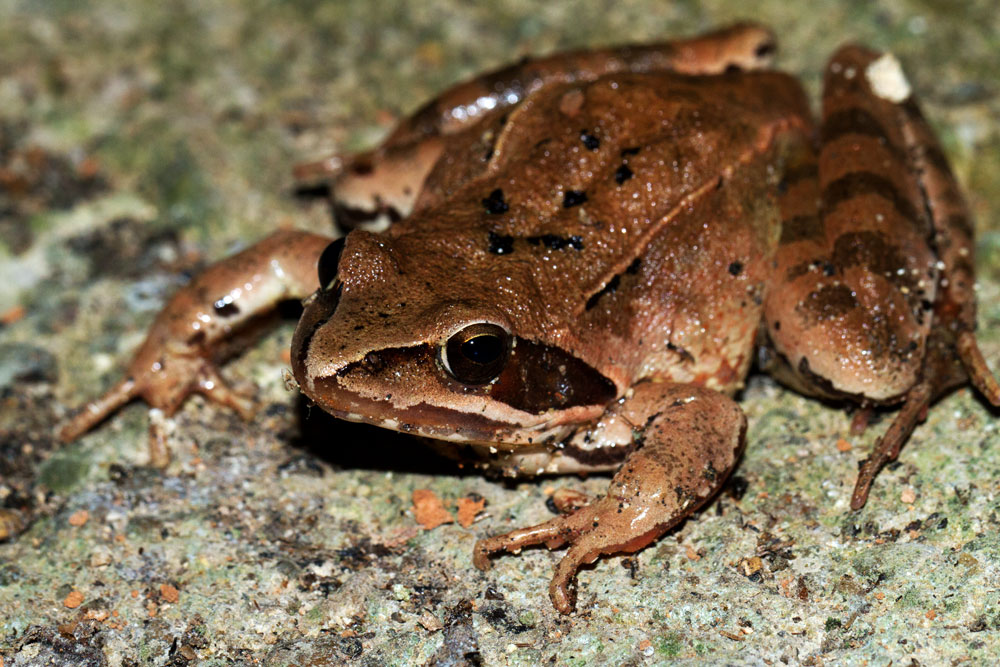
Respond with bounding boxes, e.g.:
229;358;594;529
59;230;333;466
474;383;746;614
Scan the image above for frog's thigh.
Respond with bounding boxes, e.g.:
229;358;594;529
766;46;943;403
474;383;745;614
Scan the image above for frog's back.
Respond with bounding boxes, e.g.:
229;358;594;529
391;70;813;392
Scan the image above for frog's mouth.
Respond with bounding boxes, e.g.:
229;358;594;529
291;287;617;446
292;338;611;448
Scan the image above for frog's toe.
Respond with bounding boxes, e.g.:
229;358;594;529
58;377;141;443
473;511;588;571
474;495;670;614
958;331;1000;406
194;366;257;420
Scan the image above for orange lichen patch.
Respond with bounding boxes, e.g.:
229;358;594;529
685;544;702;561
925;609;937;620
146;600;158;618
638;639;652;651
130;590;139;599
412;489;453;530
836;438;853;452
63;590;84;608
0;305;24;325
68;510;89;527
456;496;486;528
160;583;180;603
901;488;917;504
875;592;885;600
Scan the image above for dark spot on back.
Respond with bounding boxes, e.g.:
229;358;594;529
350;161;373;176
728;261;743;276
620;147;641;157
214;301;240;318
563;190;587;208
488;231;514;255
482;188;509;214
580;130;600;150
614;164;634;185
526;234;584;251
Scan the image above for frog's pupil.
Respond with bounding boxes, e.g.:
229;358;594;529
462;334;502;365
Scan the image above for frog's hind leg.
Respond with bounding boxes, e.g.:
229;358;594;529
474;384;746;614
896;73;1000;406
846;52;1000;506
766;44;998;508
832;46;997;507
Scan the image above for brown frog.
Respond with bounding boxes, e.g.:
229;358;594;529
60;23;999;614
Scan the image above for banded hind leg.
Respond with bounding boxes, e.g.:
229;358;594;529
764;46;999;509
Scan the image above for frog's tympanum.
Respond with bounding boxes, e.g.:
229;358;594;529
61;24;999;614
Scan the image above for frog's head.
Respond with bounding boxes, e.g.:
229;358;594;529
291;231;616;447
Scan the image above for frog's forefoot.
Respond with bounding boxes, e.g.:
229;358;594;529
58;357;256;467
474;384;746;614
474;494;670;614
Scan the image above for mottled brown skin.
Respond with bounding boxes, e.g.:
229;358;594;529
61;24;998;615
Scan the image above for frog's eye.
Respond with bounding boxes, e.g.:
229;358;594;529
317;237;346;290
441;323;511;385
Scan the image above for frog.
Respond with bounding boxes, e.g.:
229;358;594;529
59;23;999;614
